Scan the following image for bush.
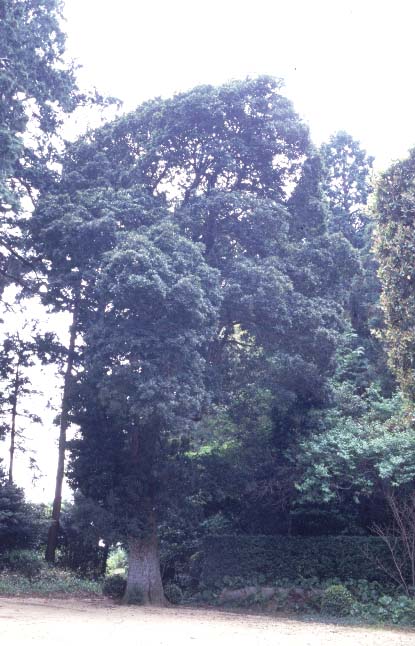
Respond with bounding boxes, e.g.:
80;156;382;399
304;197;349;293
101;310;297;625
102;574;126;599
0;567;101;597
1;550;44;579
0;479;46;551
321;584;355;616
375;595;415;625
348;582;415;625
164;582;183;604
57;494;111;578
201;535;394;587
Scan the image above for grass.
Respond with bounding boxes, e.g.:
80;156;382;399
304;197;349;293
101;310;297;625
0;567;102;598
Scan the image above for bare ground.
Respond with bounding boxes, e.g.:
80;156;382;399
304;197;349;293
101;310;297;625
1;596;415;646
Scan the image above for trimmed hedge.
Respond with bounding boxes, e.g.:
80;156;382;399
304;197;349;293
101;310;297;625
200;535;395;587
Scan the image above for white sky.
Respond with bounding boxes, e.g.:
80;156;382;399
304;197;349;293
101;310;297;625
5;0;415;501
64;0;415;170
0;294;71;502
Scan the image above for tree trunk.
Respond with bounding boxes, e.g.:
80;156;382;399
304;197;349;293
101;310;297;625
45;299;79;563
8;364;19;484
123;512;165;605
101;542;110;577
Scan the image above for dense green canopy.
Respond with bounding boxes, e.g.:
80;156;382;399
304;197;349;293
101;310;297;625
30;77;360;601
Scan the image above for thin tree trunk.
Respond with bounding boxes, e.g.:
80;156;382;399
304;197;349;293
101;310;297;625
123;510;165;605
101;542;110;577
8;364;19;484
45;298;79;563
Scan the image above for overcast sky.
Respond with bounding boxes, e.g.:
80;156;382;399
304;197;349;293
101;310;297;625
64;0;415;170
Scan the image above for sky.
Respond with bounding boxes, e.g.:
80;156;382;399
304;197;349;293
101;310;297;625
63;0;415;170
5;0;415;501
0;295;71;502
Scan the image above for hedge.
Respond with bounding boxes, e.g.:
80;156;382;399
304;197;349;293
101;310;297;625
200;535;396;587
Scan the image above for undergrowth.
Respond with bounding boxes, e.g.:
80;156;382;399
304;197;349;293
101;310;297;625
0;568;102;598
192;576;415;627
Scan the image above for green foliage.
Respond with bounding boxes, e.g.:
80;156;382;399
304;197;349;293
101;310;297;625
200;535;394;587
375;148;415;398
0;466;46;550
56;493;112;578
321;584;355;616
164;582;183;605
158;513;201;591
32;78;375;603
0;549;44;579
320;131;374;247
81;76;308;200
356;593;415;625
68;220;221;540
0;0;81;288
320;132;390;397
344;580;415;625
201;574;415;625
296;397;415;503
2;2;413;615
0;567;102;597
58;79;339;602
102;574;126;599
106;546;127;575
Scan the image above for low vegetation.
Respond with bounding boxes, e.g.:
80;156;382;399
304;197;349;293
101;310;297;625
1;543;415;626
0;550;101;598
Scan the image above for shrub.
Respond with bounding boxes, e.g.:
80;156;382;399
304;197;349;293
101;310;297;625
321;584;355;616
0;568;101;597
201;535;394;587
0;479;46;551
1;550;44;579
164;582;183;604
102;574;126;599
378;595;415;625
322;581;415;625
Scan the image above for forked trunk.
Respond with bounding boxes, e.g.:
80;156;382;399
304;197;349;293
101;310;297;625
123;513;165;605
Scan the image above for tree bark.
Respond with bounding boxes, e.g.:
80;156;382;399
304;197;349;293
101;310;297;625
123;511;165;605
45;298;79;563
8;363;19;484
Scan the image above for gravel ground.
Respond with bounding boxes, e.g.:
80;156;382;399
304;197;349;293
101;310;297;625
1;597;415;646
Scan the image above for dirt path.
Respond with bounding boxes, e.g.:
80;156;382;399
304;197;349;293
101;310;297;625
1;597;414;645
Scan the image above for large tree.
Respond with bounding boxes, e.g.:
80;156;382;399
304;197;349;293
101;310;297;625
38;77;356;601
320;131;374;248
30;183;161;562
374;148;415;398
320;132;392;393
70;222;220;603
75;77;353;399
